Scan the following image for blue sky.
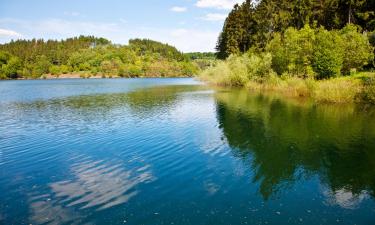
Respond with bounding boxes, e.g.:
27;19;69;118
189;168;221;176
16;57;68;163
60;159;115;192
0;0;243;52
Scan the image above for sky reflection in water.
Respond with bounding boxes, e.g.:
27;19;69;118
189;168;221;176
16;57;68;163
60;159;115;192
0;78;375;225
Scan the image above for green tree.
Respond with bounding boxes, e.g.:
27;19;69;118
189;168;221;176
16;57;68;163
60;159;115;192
216;0;375;59
267;25;316;77
0;51;21;79
32;55;51;77
313;29;344;79
340;24;373;73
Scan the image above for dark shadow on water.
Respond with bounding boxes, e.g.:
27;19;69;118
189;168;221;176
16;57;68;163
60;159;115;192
215;88;375;201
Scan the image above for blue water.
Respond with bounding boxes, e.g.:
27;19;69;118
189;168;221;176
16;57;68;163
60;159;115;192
1;78;375;225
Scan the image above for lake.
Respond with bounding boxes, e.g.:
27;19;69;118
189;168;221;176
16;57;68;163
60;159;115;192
1;78;375;225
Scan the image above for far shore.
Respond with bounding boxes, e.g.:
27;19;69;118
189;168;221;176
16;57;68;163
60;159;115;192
44;73;110;79
8;73;194;80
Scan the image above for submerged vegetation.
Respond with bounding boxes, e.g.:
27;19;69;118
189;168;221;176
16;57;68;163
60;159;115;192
0;36;199;79
201;0;375;104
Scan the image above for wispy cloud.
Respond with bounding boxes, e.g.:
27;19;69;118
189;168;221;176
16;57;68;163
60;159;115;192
0;18;119;38
0;18;218;52
167;28;217;52
195;0;242;10
170;6;187;12
0;28;22;37
201;13;227;21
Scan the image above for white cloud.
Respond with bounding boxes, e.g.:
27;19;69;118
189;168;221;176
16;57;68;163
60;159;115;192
0;18;219;52
201;13;227;21
0;18;120;39
322;187;370;209
170;6;187;12
165;28;218;52
0;28;22;37
195;0;243;10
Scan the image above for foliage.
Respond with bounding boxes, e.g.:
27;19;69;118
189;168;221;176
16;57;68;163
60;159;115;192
129;39;185;61
313;29;344;79
266;25;372;79
217;0;375;59
184;52;216;60
0;51;21;79
32;55;51;77
267;25;316;77
340;24;374;73
200;51;274;86
200;23;375;104
0;36;198;79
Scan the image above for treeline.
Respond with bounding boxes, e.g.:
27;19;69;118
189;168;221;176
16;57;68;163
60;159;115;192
201;24;375;103
217;0;375;58
201;0;375;103
184;52;217;70
184;52;216;60
0;36;199;79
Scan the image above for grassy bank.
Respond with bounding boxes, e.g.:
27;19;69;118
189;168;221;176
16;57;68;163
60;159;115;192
200;24;375;104
200;60;375;104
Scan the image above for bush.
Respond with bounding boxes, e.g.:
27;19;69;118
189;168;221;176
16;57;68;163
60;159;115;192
358;75;375;104
49;65;61;75
267;25;315;77
266;33;287;75
0;51;21;79
313;29;344;79
32;55;51;77
60;65;70;74
340;24;374;74
226;55;248;86
247;51;275;81
200;51;275;86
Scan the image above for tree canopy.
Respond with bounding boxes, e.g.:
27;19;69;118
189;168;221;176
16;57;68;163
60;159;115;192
217;0;375;59
0;36;199;79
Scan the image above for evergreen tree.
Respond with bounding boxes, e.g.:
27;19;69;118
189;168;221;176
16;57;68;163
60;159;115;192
216;0;375;58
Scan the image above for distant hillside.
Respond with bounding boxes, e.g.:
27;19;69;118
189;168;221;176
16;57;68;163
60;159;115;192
0;36;199;79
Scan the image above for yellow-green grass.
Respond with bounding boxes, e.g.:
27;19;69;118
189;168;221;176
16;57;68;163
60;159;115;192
200;71;375;104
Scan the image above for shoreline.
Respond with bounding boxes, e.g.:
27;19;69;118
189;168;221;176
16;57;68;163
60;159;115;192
199;73;375;105
2;73;194;80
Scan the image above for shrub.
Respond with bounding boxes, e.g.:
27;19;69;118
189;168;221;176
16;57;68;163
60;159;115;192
79;62;91;71
32;55;51;77
49;65;61;75
313;29;344;79
200;60;231;85
60;65;70;74
358;75;375;104
199;51;275;87
267;25;315;77
244;51;275;81
227;55;248;86
0;51;22;79
340;24;374;74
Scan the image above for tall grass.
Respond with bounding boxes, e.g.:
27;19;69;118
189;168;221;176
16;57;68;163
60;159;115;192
199;53;375;104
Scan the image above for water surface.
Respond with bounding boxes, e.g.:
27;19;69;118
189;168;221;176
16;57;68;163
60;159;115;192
1;78;375;225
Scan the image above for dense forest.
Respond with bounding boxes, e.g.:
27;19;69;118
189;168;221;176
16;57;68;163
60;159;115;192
216;0;375;58
0;36;199;79
201;0;375;104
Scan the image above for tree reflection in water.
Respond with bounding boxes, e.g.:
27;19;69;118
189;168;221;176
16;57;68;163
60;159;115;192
215;88;375;204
